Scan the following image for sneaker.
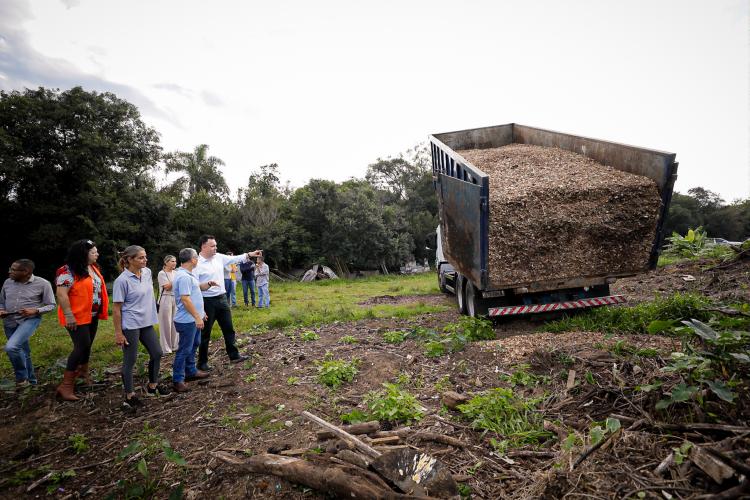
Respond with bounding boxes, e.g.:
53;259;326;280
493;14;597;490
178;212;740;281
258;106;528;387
15;380;30;391
230;355;249;364
125;395;145;408
146;384;172;396
172;382;190;393
198;363;212;372
185;370;210;381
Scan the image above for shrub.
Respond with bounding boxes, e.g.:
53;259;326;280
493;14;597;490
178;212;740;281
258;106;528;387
316;356;359;389
365;383;424;423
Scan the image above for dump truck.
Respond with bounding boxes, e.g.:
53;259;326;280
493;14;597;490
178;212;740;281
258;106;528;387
431;123;678;317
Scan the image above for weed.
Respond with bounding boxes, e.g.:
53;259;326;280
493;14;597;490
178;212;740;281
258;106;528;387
557;352;574;368
434;375;452;393
299;331;320;342
340;409;370;424
395;372;411;386
500;364;549;387
339;335;358;344
383;330;407;344
287;376;299;385
458;388;552;451
316;355;359;389
45;469;76;495
543;293;711;335
244;374;257;383
365;383;424;423
68;433;89;454
457;483;471;498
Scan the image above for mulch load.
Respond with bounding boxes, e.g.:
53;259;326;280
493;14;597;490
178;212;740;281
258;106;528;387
457;144;662;287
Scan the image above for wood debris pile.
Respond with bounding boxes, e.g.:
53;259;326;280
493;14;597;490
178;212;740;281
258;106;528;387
457;144;662;287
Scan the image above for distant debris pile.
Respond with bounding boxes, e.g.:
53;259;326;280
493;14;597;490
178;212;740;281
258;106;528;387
301;264;339;282
400;259;431;275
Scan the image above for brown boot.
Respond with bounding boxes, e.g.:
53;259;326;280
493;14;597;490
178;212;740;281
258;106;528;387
77;363;93;385
56;370;79;401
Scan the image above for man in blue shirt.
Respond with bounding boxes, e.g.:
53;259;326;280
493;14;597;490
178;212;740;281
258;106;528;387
172;248;218;393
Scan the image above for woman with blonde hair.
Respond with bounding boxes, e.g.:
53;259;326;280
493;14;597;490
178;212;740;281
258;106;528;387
113;245;168;410
157;255;179;354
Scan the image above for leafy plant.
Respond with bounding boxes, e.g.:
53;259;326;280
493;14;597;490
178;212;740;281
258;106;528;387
365;383;424;423
500;364;549;387
339;335;358;344
287;376;299;385
299;330;320;341
457;388;551;450
340;409;370;424
383;330;407;344
316;355;359;389
664;227;708;258
68;433;89;454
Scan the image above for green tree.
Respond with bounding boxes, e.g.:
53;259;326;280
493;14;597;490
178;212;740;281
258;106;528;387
164;144;229;198
0;86;163;277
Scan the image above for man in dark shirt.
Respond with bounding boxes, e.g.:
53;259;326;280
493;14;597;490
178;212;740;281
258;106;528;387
0;259;56;387
239;260;256;307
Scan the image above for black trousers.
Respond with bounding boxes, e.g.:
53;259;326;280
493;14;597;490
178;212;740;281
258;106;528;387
198;295;240;365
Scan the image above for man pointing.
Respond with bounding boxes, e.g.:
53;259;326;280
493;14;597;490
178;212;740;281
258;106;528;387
195;235;261;371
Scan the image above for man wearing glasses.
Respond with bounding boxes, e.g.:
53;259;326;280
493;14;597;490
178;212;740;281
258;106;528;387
0;259;56;388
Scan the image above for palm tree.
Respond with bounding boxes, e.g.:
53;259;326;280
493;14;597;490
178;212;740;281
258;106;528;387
164;144;229;197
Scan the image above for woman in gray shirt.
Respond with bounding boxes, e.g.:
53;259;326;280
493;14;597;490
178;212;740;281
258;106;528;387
113;245;168;410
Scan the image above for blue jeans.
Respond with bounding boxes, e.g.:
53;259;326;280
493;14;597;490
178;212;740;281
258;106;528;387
173;321;201;383
241;279;256;306
224;279;237;306
3;317;41;384
257;284;270;308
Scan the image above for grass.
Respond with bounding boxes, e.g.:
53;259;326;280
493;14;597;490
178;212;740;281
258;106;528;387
542;293;712;335
0;273;445;381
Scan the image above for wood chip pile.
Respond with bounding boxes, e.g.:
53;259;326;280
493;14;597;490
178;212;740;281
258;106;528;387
457;144;662;287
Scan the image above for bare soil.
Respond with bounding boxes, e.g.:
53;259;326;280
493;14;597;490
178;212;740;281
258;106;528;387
457;144;662;287
0;259;748;499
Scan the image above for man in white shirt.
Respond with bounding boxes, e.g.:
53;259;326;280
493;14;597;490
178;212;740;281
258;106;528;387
195;234;261;371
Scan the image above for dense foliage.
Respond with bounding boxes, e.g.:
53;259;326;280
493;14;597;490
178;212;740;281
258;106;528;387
663;188;750;241
0;87;437;278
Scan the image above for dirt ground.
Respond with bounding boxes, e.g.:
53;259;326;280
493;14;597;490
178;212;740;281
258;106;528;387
0;258;748;499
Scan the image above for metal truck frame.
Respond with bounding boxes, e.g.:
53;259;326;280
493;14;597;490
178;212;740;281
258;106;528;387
431;123;678;317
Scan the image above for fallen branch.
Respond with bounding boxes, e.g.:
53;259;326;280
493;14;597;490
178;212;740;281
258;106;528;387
316;420;381;440
303;411;380;458
654;422;750;434
212;451;426;499
410;432;469;449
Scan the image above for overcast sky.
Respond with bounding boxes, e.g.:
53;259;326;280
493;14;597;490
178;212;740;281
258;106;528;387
1;0;748;200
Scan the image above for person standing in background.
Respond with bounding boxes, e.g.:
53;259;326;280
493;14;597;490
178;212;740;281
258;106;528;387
157;255;179;354
239;259;255;307
0;259;56;389
255;254;270;308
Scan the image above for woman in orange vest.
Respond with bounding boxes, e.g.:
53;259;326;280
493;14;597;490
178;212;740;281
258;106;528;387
55;239;109;401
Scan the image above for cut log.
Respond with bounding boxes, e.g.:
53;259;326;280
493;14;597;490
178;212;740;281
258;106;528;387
690;446;735;484
316;420;381;440
336;449;372;469
304;412;380;458
212;451;426;500
441;391;470;409
372;428;412;438
368;436;401;446
410;432;469;449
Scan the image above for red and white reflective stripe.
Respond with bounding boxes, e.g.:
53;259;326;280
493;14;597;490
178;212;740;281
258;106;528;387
488;295;626;317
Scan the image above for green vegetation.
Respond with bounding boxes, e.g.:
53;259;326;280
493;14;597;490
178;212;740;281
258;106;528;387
382;330;407;344
411;316;495;357
365;382;424;424
340;409;370;424
316;354;359;389
68;433;89;454
457;388;551;453
299;330;320;341
543;293;711;335
656;318;750;409
500;364;550;387
339;335;358;344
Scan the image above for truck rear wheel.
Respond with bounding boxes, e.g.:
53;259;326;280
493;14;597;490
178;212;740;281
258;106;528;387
465;281;488;318
456;274;467;314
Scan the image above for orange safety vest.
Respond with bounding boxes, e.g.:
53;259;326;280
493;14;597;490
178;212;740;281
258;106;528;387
56;264;109;326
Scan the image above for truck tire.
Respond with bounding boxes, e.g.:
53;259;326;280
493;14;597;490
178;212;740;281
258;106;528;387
456;274;467;315
465;281;488;318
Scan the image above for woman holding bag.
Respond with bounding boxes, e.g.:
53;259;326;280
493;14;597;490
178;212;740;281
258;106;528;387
157;255;178;354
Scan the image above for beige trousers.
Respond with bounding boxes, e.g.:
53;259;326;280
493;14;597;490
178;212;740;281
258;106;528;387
157;294;179;352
